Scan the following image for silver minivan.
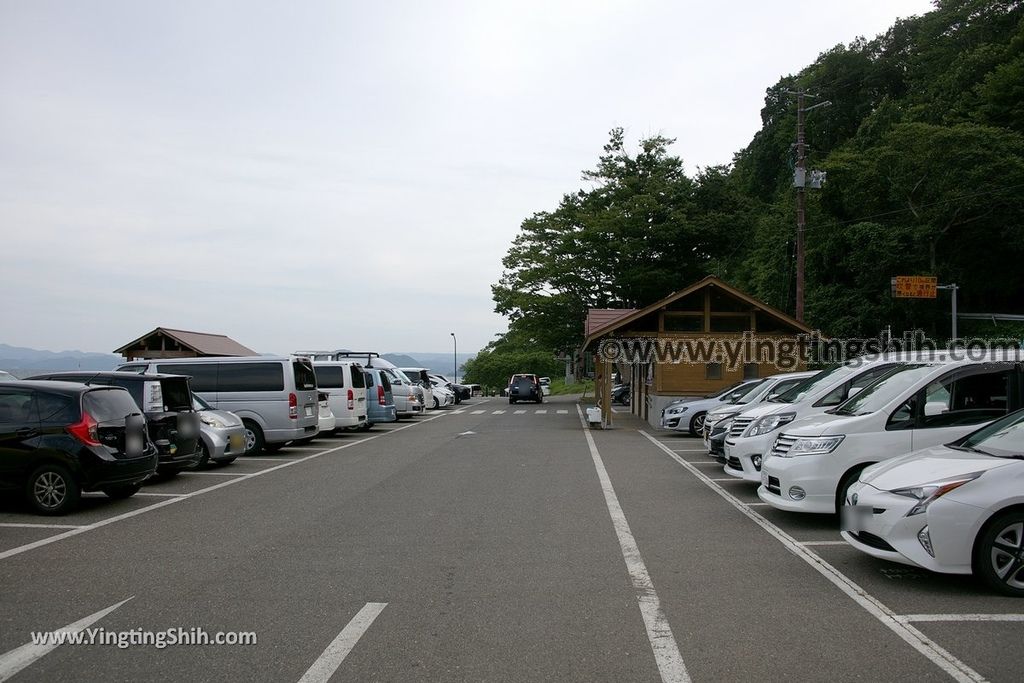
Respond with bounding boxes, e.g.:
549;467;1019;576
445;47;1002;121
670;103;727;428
297;351;424;418
117;356;319;454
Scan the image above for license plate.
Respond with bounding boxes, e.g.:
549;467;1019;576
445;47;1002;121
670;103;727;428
305;406;314;417
229;434;244;449
841;505;871;532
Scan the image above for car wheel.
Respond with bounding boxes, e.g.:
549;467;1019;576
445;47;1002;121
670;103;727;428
188;441;211;469
102;483;142;499
974;511;1024;596
688;412;707;436
835;465;870;514
433;397;440;409
242;420;265;456
26;464;80;515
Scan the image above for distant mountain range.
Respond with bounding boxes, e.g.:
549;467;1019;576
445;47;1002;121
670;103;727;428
0;343;475;380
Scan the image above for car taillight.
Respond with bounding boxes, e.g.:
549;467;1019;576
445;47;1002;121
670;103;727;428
289;392;298;419
66;412;100;446
377;385;386;406
347;389;354;410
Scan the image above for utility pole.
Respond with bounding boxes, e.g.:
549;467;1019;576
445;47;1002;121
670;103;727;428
787;90;830;322
937;284;959;342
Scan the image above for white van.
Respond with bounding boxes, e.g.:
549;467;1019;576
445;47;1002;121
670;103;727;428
759;356;1024;514
311;361;368;431
297;352;424;418
722;357;902;481
117;356;319;455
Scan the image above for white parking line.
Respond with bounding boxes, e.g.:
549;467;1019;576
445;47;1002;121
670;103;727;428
297;602;388;683
579;407;690;683
708;477;746;483
471;410;486;415
0;528;85;532
669;448;709;453
492;410;506;414
234;457;294;462
0;597;132;680
0;412;450;563
452;410;466;414
536;410;548;414
557;410;569;414
514;410;526;414
744;502;771;507
132;492;187;498
181;471;250;477
800;540;846;546
900;614;1024;623
640;430;984;683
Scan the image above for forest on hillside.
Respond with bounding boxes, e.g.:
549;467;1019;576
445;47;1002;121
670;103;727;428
467;0;1024;389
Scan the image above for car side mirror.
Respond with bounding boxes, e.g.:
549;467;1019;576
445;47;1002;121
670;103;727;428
924;401;947;417
847;386;864;399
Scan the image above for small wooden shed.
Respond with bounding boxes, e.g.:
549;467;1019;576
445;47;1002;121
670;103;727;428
581;276;815;427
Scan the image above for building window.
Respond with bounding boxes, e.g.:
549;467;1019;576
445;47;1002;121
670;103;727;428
743;363;760;379
705;363;722;380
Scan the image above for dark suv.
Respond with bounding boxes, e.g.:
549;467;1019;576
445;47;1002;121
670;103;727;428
0;381;158;514
27;372;201;475
509;375;543;404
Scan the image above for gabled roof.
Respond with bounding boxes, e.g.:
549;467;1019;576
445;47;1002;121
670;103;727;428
586;308;638;337
582;275;815;350
114;327;258;357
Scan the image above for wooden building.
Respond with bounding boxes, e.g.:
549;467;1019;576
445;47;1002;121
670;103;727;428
115;327;257;361
581;276;815;427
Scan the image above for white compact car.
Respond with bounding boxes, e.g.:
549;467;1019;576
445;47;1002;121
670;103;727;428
429;380;456;408
842;409;1024;596
703;371;816;448
759;357;1024;514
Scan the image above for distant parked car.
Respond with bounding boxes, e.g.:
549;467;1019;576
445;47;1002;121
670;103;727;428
362;368;398;425
0;370;16;381
509;376;543;404
27;371;201;475
192;394;245;467
311;361;368;431
429;380;456;408
539;377;551;396
303;353;422;418
0;380;158;514
660;380;763;436
398;368;436;409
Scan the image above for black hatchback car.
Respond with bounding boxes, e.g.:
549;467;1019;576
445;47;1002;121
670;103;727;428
27;372;201;475
0;381;158;514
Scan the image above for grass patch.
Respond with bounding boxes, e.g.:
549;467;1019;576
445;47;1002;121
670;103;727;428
548;378;593;396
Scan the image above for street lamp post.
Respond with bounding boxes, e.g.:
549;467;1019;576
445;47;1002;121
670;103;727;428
450;332;457;384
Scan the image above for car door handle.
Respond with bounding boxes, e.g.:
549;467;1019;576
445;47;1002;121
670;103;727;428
17;428;38;438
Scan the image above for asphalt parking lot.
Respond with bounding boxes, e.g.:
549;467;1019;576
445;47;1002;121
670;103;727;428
2;396;1022;682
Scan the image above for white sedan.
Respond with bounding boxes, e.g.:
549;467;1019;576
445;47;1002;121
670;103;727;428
842;409;1024;596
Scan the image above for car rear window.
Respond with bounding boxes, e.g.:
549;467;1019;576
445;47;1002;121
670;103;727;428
349;365;365;389
314;366;345;389
379;372;392;392
160;378;193;412
293;359;317;390
84;388;141;423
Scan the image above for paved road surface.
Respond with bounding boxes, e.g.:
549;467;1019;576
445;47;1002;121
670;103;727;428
1;395;1021;682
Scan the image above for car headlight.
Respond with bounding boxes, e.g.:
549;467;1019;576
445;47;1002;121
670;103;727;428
892;472;983;516
746;413;796;437
706;411;737;427
666;405;689;415
786;435;845;456
199;413;227;429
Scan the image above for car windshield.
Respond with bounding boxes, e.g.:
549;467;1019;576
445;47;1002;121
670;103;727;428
730;379;768;404
772;365;848;404
832;364;935;416
957;409;1024;457
704;381;743;399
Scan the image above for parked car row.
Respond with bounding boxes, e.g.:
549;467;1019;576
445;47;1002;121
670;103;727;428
666;350;1024;596
1;352;464;515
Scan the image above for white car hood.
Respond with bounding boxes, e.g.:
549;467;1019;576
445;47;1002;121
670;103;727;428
781;412;859;437
861;445;1018;490
735;401;790;420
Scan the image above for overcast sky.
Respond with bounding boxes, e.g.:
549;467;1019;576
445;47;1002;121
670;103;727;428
0;0;934;356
